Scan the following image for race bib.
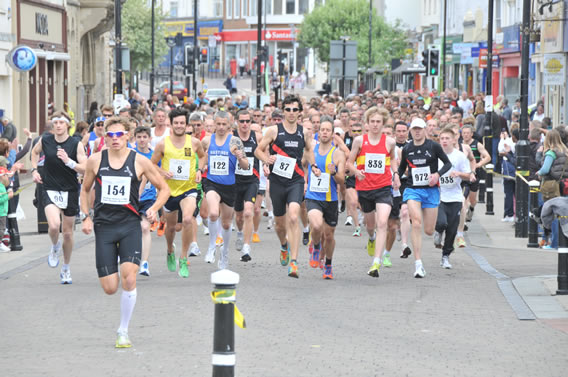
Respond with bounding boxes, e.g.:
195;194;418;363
101;176;131;205
210;155;229;176
309;172;330;193
47;190;68;209
236;157;254;176
272;155;296;179
169;158;190;181
412;166;431;186
365;153;386;174
439;173;455;188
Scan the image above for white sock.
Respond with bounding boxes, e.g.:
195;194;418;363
415;259;423;267
384;250;390;256
237;231;243;239
62;264;70;271
268;211;274;218
216;219;222;237
202;217;209;227
457;231;464;237
373;256;381;265
208;218;219;250
369;233;376;241
118;288;137;334
221;226;231;255
402;243;408;249
303;225;309;233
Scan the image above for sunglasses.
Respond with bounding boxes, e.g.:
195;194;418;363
239;119;252;123
96;123;104;127
106;131;126;138
284;108;300;113
102;113;113;117
352;129;362;133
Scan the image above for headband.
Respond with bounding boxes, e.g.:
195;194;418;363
51;117;70;124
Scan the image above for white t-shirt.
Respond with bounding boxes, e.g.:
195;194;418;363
151;126;171;149
458;98;473;114
438;149;470;203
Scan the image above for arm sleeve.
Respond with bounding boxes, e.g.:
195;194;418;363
397;147;408;177
538;154;555;176
435;143;452;176
15;138;32;162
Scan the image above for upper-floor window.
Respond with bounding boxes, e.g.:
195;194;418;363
214;0;223;17
227;0;233;18
236;0;241;17
299;0;308;14
274;0;283;15
243;0;248;17
286;0;295;14
170;1;178;17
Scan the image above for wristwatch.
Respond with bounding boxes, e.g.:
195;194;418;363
31;168;37;173
80;212;89;222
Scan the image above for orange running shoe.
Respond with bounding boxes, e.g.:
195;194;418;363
157;221;166;237
309;245;320;268
288;260;299;278
216;235;224;246
150;221;159;232
252;233;260;243
323;265;333;280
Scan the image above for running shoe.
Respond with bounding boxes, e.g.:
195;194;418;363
441;256;452;269
178;258;189;278
319;259;324;270
47;241;62;268
218;248;229;270
60;268;72;284
310;244;320;268
189;242;201;257
252;233;260;243
240;244;252;262
367;238;376;257
167;250;176;272
358;211;364;226
367;261;380;278
235;234;244;251
466;207;474;222
115;331;132;348
382;254;392;268
308;239;314;255
288;260;299;278
203;225;210;235
323;264;333;280
414;263;426;278
353;227;361;237
205;247;216;264
542;245;556;250
400;246;412;258
501;216;514;223
150;221;159;232
340;200;346;213
157;221;166;236
345;216;353;226
139;261;150;276
0;243;10;253
216;235;224;247
455;236;466;248
302;231;310;245
280;244;290;266
434;231;443;249
267;216;274;229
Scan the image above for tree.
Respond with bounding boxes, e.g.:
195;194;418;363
298;0;408;69
122;0;168;72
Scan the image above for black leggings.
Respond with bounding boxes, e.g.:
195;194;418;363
435;201;462;256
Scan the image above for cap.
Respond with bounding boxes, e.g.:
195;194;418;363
333;127;345;135
95;116;106;124
410;118;426;129
0;167;9;176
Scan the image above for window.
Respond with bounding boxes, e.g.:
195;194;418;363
236;0;241;17
243;0;248;17
495;0;502;29
214;0;223;17
274;0;282;15
299;0;308;14
227;0;233;18
266;0;272;15
251;0;257;17
286;0;295;14
170;1;178;17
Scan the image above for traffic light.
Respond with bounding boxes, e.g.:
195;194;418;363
421;49;429;76
175;32;183;46
429;49;440;76
185;44;194;74
200;48;208;63
277;50;285;74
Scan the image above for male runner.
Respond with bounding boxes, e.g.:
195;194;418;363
433;127;472;268
31;111;87;284
202;111;250;269
397;118;452;278
461;124;490;222
150;108;170;148
83;116;107;156
151;108;206;278
344;122;363;236
347;107;400;278
80;116;169;348
255;95;315;278
233;110;262;262
306;118;345;279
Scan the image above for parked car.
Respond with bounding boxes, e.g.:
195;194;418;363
204;88;231;102
156;81;187;100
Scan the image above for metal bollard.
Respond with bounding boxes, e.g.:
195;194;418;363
557;220;568;295
478;169;486;203
211;269;240;377
484;164;495;215
527;180;540;248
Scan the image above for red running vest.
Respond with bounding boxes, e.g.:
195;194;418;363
355;134;392;191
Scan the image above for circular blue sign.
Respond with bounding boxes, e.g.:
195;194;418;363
7;45;37;72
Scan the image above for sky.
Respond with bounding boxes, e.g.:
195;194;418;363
383;0;422;29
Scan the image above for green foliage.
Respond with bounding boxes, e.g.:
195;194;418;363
298;0;408;69
122;0;168;71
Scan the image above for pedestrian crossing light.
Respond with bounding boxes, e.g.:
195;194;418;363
429;49;440;76
185;45;194;74
200;48;208;63
421;49;429;76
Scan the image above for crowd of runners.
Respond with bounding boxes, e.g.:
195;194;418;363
32;88;495;347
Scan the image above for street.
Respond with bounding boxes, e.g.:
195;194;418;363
0;176;567;377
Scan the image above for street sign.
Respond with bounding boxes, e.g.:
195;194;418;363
208;35;216;48
543;54;566;86
329;40;358;79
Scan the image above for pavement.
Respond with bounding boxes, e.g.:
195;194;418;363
1;175;567;376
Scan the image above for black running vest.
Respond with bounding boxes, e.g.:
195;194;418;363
234;130;260;184
269;123;305;184
41;134;79;191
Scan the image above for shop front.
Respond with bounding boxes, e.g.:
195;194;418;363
13;0;69;135
495;25;521;104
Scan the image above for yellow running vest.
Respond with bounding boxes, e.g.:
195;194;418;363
162;135;198;197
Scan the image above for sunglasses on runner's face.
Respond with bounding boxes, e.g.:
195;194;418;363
284;107;300;113
96;123;104;127
106;131;126;138
352;129;362;133
103;113;113;117
239;119;251;123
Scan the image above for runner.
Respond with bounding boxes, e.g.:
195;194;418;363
344;122;363;236
255;95;316;278
461;124;491;222
397;118;452;278
83;116;107;156
150;108;170;148
151;108;206;278
305;117;345;279
394;120;412;257
201;111;250;269
80;116;169;348
233;110;262;262
433;127;472;268
30;111;87;284
347;107;400;278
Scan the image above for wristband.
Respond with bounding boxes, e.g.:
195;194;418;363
65;159;77;169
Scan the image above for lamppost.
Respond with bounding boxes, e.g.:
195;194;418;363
114;0;122;95
150;0;155;98
166;37;176;96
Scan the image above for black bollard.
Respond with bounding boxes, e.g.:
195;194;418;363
485;164;495;215
211;270;240;377
8;173;22;251
557;219;568;295
478;169;486;204
36;167;48;234
527;180;540;248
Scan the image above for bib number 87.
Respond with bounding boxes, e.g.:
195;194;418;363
280;162;290;170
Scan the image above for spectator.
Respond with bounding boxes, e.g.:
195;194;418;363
531;103;545;122
457;91;473;114
0;117;17;142
87;101;99;125
498;128;518;222
223;75;233;92
501;99;512;122
528;127;543;181
238;56;246;77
